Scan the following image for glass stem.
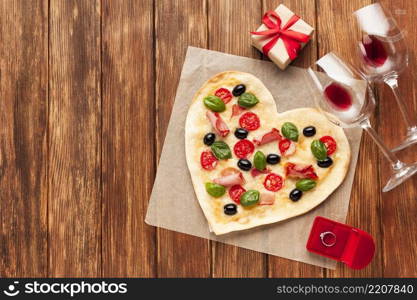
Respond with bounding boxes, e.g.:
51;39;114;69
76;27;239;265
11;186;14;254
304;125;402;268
384;76;414;129
360;119;404;171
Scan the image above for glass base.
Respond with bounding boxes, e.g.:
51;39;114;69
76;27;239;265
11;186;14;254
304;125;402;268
383;162;417;192
391;126;417;152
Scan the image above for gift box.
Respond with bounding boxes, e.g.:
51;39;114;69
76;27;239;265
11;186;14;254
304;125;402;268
306;216;375;269
251;4;314;70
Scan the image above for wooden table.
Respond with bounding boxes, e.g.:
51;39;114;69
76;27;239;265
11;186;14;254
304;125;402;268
1;0;416;278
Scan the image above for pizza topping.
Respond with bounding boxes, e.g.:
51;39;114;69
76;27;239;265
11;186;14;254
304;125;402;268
285;162;318;180
213;172;245;187
239;112;260;131
204;95;226;112
250;168;271;177
254;150;267;171
263;173;284;192
238;92;259;108
200;150;218;170
206;111;230;137
296;179;317;191
203;133;216;146
303;126;316;137
281;122;299;142
211;141;232;160
205;182;226;197
229;185;246;204
231;104;246;119
266;153;281;165
289;189;303;201
214;88;233;104
259;192;275;205
233;139;255;158
240;190;260;207
220;167;240;176
317;157;333;168
320;135;337;155
224;203;238;215
253;128;282;146
232;84;246;97
234;128;248;139
279;138;296;157
311;140;327;161
237;159;252;171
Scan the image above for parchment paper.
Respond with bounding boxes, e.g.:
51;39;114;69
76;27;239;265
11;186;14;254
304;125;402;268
145;47;363;269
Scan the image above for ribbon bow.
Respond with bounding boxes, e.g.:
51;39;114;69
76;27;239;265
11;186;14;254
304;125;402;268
251;11;310;60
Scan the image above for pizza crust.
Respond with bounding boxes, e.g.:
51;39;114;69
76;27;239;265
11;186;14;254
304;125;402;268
185;71;350;235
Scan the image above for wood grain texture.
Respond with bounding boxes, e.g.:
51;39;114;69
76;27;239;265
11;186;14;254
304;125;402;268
263;0;323;278
155;0;211;277
101;0;156;277
208;0;267;278
0;0;48;277
378;0;417;277
317;0;384;277
49;0;101;277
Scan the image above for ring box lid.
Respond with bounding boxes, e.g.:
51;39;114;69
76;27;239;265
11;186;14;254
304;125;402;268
306;216;375;269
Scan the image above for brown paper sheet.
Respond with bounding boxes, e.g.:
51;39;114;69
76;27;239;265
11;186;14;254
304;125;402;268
145;47;363;269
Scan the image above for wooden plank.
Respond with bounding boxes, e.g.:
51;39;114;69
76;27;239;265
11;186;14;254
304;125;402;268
208;0;267;278
378;0;417;277
0;0;48;277
101;0;156;277
49;0;101;277
263;0;323;278
317;0;383;277
155;0;211;277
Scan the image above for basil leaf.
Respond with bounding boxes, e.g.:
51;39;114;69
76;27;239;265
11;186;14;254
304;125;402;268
281;122;299;142
204;95;225;112
205;182;226;198
295;179;317;191
240;190;260;207
311;140;327;161
210;141;232;160
254;151;266;171
238;93;259;108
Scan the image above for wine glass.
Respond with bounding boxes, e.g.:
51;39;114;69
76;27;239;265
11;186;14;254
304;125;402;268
353;3;417;152
307;52;417;192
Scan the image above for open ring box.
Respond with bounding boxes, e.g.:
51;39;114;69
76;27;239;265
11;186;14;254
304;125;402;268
306;216;375;269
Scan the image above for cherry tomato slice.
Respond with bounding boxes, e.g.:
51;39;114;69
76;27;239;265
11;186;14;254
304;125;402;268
320;135;337;155
239;112;260;131
215;88;233;104
229;185;246;204
279;138;291;155
233;139;255;159
200;150;218;170
263;173;284;192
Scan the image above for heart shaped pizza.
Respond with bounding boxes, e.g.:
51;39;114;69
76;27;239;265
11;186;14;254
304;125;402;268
185;71;350;235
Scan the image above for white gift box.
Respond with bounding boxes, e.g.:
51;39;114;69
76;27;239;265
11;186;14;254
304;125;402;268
251;4;314;70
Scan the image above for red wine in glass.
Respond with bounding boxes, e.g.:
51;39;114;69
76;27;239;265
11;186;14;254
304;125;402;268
324;82;353;111
361;35;388;67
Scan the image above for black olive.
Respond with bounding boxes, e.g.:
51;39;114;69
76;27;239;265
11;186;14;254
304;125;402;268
266;154;281;165
238;159;252;171
303;126;316;137
203;133;216;146
317;157;333;168
232;84;246;97
224;203;237;215
234;128;248;139
289;189;303;201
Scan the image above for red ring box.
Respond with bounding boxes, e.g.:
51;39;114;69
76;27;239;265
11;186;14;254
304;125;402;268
306;216;375;269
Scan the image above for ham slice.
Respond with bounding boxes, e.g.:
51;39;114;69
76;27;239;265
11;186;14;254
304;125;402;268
230;104;246;119
250;168;271;177
213;172;245;187
253;128;282;146
259;192;275;205
206;111;230;137
285;162;318;180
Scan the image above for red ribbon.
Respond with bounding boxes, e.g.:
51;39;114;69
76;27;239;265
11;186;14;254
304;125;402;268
251;11;310;60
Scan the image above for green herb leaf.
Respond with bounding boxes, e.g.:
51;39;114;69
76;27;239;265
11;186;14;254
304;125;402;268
295;179;317;191
205;182;226;197
238;93;259;108
311;140;327;161
210;141;232;160
254;151;266;171
281;122;299;142
204;95;226;112
240;190;260;207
